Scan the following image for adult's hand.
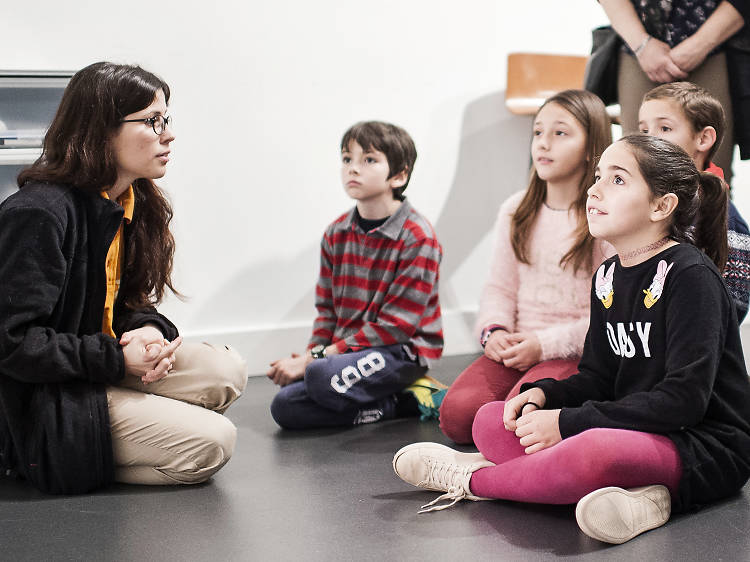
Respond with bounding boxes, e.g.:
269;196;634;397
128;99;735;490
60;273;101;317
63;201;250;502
121;325;180;383
637;37;688;82
670;0;746;73
120;325;166;348
670;35;711;73
123;336;182;384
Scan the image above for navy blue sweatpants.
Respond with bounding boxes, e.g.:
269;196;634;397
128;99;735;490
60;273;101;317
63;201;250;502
270;344;426;429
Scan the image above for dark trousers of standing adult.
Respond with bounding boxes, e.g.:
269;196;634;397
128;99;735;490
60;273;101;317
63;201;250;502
617;50;734;184
270;344;426;429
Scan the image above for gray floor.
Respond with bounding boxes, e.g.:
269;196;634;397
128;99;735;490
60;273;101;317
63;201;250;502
1;354;748;561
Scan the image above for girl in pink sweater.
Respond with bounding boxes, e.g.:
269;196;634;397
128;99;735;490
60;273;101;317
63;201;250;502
439;90;614;444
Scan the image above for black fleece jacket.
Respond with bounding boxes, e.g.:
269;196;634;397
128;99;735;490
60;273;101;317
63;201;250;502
0;182;177;494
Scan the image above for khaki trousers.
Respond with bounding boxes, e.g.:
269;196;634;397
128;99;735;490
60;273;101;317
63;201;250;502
106;342;247;485
617;50;735;185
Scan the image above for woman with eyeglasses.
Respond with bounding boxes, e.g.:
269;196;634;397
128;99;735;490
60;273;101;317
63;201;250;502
0;62;246;494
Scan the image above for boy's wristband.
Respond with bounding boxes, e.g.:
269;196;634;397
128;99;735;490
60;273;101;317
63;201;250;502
480;325;507;347
310;344;327;359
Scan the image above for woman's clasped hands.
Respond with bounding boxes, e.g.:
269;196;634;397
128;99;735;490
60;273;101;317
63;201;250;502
120;325;182;384
636;37;689;83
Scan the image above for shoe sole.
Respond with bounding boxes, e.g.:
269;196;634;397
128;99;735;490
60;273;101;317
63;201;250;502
575;485;671;544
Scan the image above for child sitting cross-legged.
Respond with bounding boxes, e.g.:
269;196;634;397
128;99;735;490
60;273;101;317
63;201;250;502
268;121;446;429
393;135;750;546
439;89;614;444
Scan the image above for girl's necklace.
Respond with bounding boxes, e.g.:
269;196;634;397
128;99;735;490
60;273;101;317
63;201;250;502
543;201;569;212
619;236;671;262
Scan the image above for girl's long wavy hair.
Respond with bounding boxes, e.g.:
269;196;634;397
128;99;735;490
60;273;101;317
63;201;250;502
620;134;728;270
18;61;178;309
510;89;612;273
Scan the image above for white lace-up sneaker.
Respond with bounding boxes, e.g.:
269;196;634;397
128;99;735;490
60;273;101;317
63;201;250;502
392;442;495;513
575;485;672;544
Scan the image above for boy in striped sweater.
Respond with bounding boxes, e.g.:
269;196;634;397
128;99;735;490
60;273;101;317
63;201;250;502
268;121;446;429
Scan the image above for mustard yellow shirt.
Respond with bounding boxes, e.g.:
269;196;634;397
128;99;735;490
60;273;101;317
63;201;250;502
100;186;135;337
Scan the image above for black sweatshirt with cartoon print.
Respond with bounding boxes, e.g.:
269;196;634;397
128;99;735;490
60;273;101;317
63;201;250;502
524;244;750;512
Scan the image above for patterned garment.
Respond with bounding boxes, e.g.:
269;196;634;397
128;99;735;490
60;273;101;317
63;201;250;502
705;163;750;323
309;199;443;367
725;230;750;322
630;0;719;48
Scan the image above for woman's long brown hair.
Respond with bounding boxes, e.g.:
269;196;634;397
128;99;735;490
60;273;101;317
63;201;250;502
510;89;612;273
18;61;178;308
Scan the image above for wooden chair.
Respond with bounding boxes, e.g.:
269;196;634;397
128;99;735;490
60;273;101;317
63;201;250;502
505;53;589;115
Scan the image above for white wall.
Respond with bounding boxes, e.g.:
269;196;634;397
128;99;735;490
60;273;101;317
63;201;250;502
7;1;750;375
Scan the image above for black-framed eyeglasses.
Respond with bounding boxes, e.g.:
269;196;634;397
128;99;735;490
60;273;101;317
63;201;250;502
120;114;173;135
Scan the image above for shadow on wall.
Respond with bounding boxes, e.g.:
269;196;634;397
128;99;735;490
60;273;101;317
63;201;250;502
434;90;533;334
436;90;532;279
190;245;319;333
186;247;320;373
190;90;534;373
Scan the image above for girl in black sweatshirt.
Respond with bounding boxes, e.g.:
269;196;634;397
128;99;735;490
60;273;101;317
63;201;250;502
392;134;750;545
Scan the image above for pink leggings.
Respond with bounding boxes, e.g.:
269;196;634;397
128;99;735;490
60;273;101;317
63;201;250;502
469;401;683;504
439;356;579;444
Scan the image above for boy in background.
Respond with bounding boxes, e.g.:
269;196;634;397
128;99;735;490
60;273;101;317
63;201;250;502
268;121;446;429
639;82;750;322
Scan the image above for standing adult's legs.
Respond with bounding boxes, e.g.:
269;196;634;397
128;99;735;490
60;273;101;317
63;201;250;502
618;51;734;184
617;51;658;136
683;52;733;185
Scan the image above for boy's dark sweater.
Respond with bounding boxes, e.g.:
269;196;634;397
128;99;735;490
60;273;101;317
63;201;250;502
524;244;750;512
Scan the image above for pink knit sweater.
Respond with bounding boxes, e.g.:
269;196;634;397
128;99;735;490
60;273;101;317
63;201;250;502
477;191;615;361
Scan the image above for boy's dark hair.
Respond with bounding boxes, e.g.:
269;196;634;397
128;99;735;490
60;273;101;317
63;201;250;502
643;82;726;163
340;121;417;201
621;134;728;270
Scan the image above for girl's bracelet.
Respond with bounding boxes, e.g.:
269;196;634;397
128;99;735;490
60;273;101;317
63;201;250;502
480;325;506;347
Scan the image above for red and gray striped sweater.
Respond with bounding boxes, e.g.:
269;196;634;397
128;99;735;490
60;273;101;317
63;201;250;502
309;200;443;367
